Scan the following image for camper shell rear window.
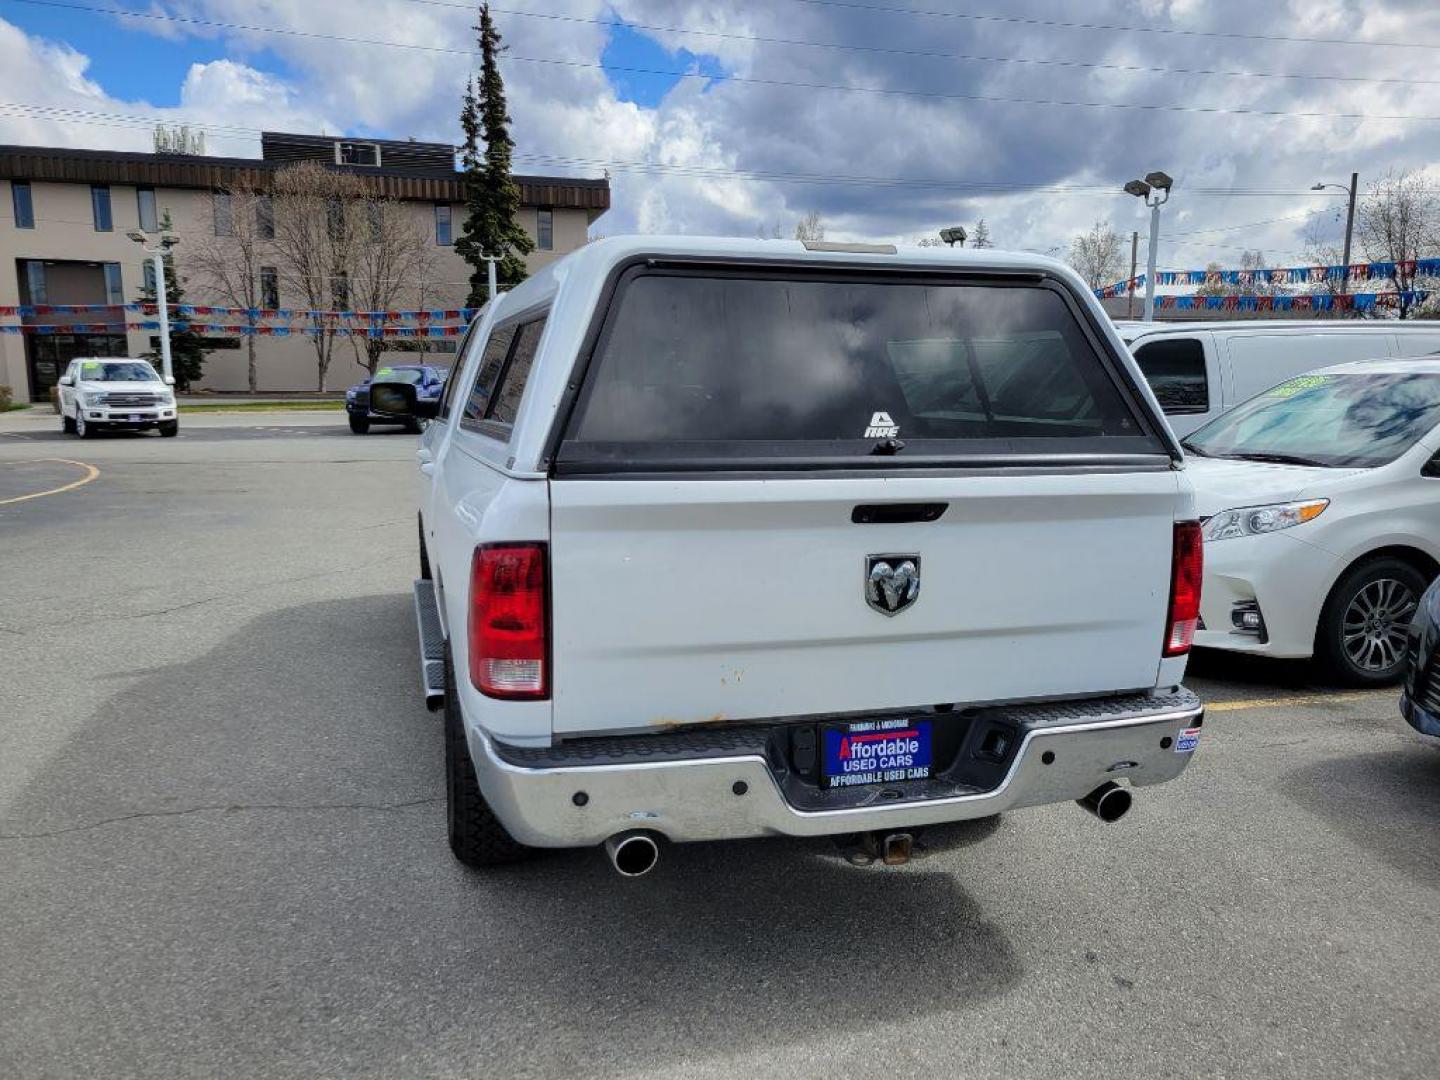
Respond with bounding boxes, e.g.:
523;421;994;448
556;265;1167;472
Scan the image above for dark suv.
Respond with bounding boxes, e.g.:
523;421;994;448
346;364;446;434
1400;576;1440;739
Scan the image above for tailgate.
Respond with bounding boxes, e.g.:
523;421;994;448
549;471;1179;734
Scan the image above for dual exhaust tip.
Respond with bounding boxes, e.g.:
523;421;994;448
604;783;1131;877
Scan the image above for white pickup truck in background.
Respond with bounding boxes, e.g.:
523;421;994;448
372;237;1206;876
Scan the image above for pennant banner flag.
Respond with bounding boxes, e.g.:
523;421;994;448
0;303;481;320
0;322;468;337
1095;257;1440;298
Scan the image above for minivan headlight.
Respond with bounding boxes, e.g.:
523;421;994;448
1202;499;1329;542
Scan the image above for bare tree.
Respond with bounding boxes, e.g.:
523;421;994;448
1356;169;1440;319
344;196;441;377
269;161;366;390
1193;261;1227;298
188;180;272;391
794;211;826;242
1067;220;1124;290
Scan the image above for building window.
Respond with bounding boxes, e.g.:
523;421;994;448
213;192;234;236
256;194;274;239
23;260;47;304
12;181;34;229
143;260;157;295
260;266;279;310
91;185;112;231
435;203;452;246
103;263;124;306
537;208;553;251
137;187;158;233
336;141;380;167
331;272;349;311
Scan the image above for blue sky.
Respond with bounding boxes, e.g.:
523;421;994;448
599;19;725;109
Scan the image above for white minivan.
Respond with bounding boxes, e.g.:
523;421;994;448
1120;321;1440;436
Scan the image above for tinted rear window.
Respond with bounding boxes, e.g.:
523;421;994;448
562;271;1157;466
1132;337;1209;414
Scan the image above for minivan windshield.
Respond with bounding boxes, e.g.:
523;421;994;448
79;361;160;383
563;271;1158;466
1184;371;1440;468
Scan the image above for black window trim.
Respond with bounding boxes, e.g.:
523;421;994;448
437;316;481;420
458;300;551;441
541;254;1181;475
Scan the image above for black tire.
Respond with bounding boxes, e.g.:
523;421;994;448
418;516;432;581
61;410;75;434
348;414;370;435
1314;556;1427;686
75;411;94;439
158;420;179;437
443;649;533;867
404;418;423;435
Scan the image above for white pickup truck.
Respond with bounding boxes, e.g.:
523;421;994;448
372;237;1205;876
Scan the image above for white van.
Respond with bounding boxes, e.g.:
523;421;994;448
1119;321;1440;436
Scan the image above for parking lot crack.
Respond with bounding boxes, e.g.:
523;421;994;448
0;795;443;841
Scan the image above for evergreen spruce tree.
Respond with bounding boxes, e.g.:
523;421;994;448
136;211;215;390
455;3;534;306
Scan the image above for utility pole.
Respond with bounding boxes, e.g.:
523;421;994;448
1341;171;1358;292
1127;230;1139;320
1312;173;1360;294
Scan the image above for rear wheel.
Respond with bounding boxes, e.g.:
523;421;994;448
348;414;370;435
1315;557;1426;686
443;649;534;867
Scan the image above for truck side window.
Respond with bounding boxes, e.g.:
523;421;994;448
487;317;547;427
463;323;518;423
438;321;480;420
1132;338;1208;414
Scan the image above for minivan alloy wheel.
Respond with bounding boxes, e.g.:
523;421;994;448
1341;577;1417;673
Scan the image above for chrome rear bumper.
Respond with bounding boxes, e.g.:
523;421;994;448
466;691;1204;848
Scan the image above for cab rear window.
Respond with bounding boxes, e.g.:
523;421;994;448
559;269;1161;468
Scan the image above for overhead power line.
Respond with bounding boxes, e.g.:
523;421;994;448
0;99;1384;200
780;0;1440;51
398;1;1440;88
10;0;1440;122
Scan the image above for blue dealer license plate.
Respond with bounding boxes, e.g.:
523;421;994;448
821;718;933;788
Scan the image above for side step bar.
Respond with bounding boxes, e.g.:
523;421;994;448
413;579;446;711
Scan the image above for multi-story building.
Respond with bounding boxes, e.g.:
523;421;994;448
0;133;609;400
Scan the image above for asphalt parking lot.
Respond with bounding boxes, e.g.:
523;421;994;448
2;408;1437;1080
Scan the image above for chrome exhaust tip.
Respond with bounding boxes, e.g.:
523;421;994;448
604;831;660;877
1078;781;1133;823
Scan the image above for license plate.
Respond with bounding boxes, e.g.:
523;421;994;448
821;718;932;788
130;414;142;421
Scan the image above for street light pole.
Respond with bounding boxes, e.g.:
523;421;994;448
481;254;501;302
1127;230;1139;320
152;251;173;383
1144;199;1162;323
1124;171;1173;323
127;230;179;383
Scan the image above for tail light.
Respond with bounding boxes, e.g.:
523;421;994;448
470;543;549;699
1163;521;1203;657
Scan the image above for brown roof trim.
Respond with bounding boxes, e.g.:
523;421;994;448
0;144;610;212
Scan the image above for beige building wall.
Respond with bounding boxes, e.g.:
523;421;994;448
1;178;595;399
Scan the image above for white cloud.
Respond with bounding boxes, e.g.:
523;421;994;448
3;0;1440;266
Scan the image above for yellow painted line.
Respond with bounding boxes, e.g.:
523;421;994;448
1207;690;1386;713
0;458;100;505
